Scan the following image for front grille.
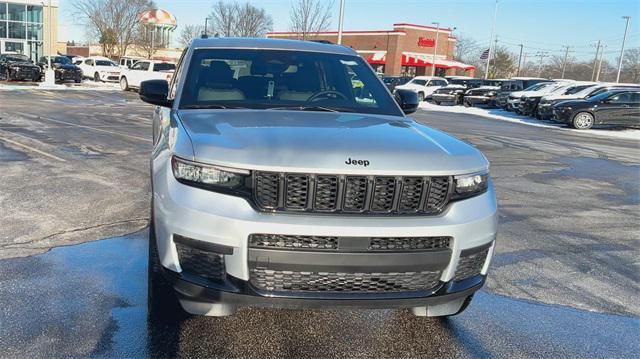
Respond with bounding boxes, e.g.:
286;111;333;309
175;241;226;282
369;237;451;251
254;172;451;215
249;234;339;250
249;234;451;252
250;268;441;293
455;248;489;281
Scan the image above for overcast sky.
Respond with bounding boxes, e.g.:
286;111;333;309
59;0;640;62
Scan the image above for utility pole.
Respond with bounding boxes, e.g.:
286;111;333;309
337;0;345;44
431;22;440;77
561;45;571;79
536;51;549;77
521;52;532;76
616;16;631;83
204;17;211;37
485;0;499;79
516;44;524;76
591;40;601;81
596;45;606;81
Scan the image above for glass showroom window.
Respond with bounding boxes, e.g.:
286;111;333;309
27;5;43;23
28;41;42;61
27;23;42;41
0;22;6;38
1;2;7;20
8;21;26;39
7;3;25;22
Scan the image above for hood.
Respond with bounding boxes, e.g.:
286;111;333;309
542;93;582;102
94;65;120;72
175;110;488;175
8;61;38;68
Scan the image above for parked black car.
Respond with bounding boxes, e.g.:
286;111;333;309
494;78;551;109
0;54;41;82
537;84;640;120
38;56;83;83
552;89;640;129
463;85;501;107
520;82;596;118
432;84;468;105
382;76;411;92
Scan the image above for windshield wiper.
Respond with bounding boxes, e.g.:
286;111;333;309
181;104;247;110
266;106;340;113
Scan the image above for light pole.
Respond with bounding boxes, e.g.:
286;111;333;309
485;0;499;79
431;22;440;77
42;0;55;86
337;0;345;45
561;45;571;79
616;16;631;83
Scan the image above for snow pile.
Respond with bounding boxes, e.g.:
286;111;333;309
0;80;120;91
419;101;640;141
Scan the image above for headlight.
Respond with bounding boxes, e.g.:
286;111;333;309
452;171;489;200
171;156;249;193
486;91;496;96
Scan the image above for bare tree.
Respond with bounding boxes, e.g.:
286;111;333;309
289;0;333;40
235;3;273;37
179;24;205;47
134;26;157;59
73;0;155;58
619;47;640;83
453;35;478;62
209;1;272;37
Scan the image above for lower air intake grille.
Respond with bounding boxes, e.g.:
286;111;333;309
369;237;451;251
250;269;441;292
455;248;489;281
249;234;339;250
175;241;226;282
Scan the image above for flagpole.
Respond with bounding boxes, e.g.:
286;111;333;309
485;0;499;79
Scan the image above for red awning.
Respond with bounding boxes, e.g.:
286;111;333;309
362;51;475;71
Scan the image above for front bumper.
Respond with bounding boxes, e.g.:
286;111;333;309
153;162;498;306
538;103;554;118
507;98;520;110
465;95;494;105
552;108;574;123
432;93;458;103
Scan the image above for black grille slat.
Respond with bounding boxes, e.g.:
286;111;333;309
343;176;368;211
371;177;396;212
253;172;451;215
285;175;309;209
314;175;339;210
250;269;441;293
425;177;450;213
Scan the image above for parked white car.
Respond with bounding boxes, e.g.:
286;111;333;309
394;76;448;101
506;82;564;112
118;56;144;70
75;56;121;82
119;60;176;91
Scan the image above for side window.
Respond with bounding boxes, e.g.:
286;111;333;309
84;59;93;66
169;49;188;100
630;92;640;103
139;62;150;71
607;93;631;103
131;62;143;70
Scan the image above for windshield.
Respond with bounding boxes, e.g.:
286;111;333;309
52;57;71;65
153;63;176;72
523;83;547;91
95;60;116;66
588;91;620;102
5;55;30;62
179;49;403;116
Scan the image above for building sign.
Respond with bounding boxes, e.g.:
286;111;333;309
417;37;435;48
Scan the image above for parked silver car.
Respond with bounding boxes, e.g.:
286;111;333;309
139;38;498;318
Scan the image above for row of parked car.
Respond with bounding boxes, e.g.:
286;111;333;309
384;75;639;130
0;53;176;91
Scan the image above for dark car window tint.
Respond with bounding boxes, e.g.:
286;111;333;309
153;63;175;72
180;49;402;116
607;93;632;103
95;60;115;67
630;92;640;103
412;79;427;86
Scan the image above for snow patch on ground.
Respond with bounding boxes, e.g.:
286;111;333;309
419;101;640;141
0;80;120;91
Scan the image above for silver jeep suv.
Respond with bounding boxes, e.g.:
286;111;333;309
140;38;497;318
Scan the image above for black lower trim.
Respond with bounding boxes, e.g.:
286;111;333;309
162;267;485;309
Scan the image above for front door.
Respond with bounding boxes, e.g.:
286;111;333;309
597;92;632;124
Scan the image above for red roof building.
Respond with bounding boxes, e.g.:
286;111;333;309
267;23;475;77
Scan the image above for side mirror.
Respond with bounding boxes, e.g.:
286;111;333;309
140;80;172;107
394;89;419;115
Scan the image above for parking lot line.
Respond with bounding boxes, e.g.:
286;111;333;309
0;136;66;162
15;112;152;143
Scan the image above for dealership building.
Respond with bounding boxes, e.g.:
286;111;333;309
267;23;475;77
0;0;57;61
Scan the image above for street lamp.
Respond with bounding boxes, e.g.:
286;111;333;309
431;22;440;76
40;0;55;86
616;16;631;83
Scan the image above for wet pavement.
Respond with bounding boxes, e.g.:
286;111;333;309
0;230;638;358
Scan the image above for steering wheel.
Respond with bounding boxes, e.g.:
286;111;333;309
308;90;348;102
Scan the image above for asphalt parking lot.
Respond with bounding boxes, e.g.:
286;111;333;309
0;89;638;358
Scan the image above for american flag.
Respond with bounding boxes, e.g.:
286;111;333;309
480;48;490;60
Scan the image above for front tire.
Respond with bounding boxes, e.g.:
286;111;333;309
434;100;441;105
418;92;425;102
94;72;101;82
148;219;184;320
120;77;129;91
572;112;594;129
